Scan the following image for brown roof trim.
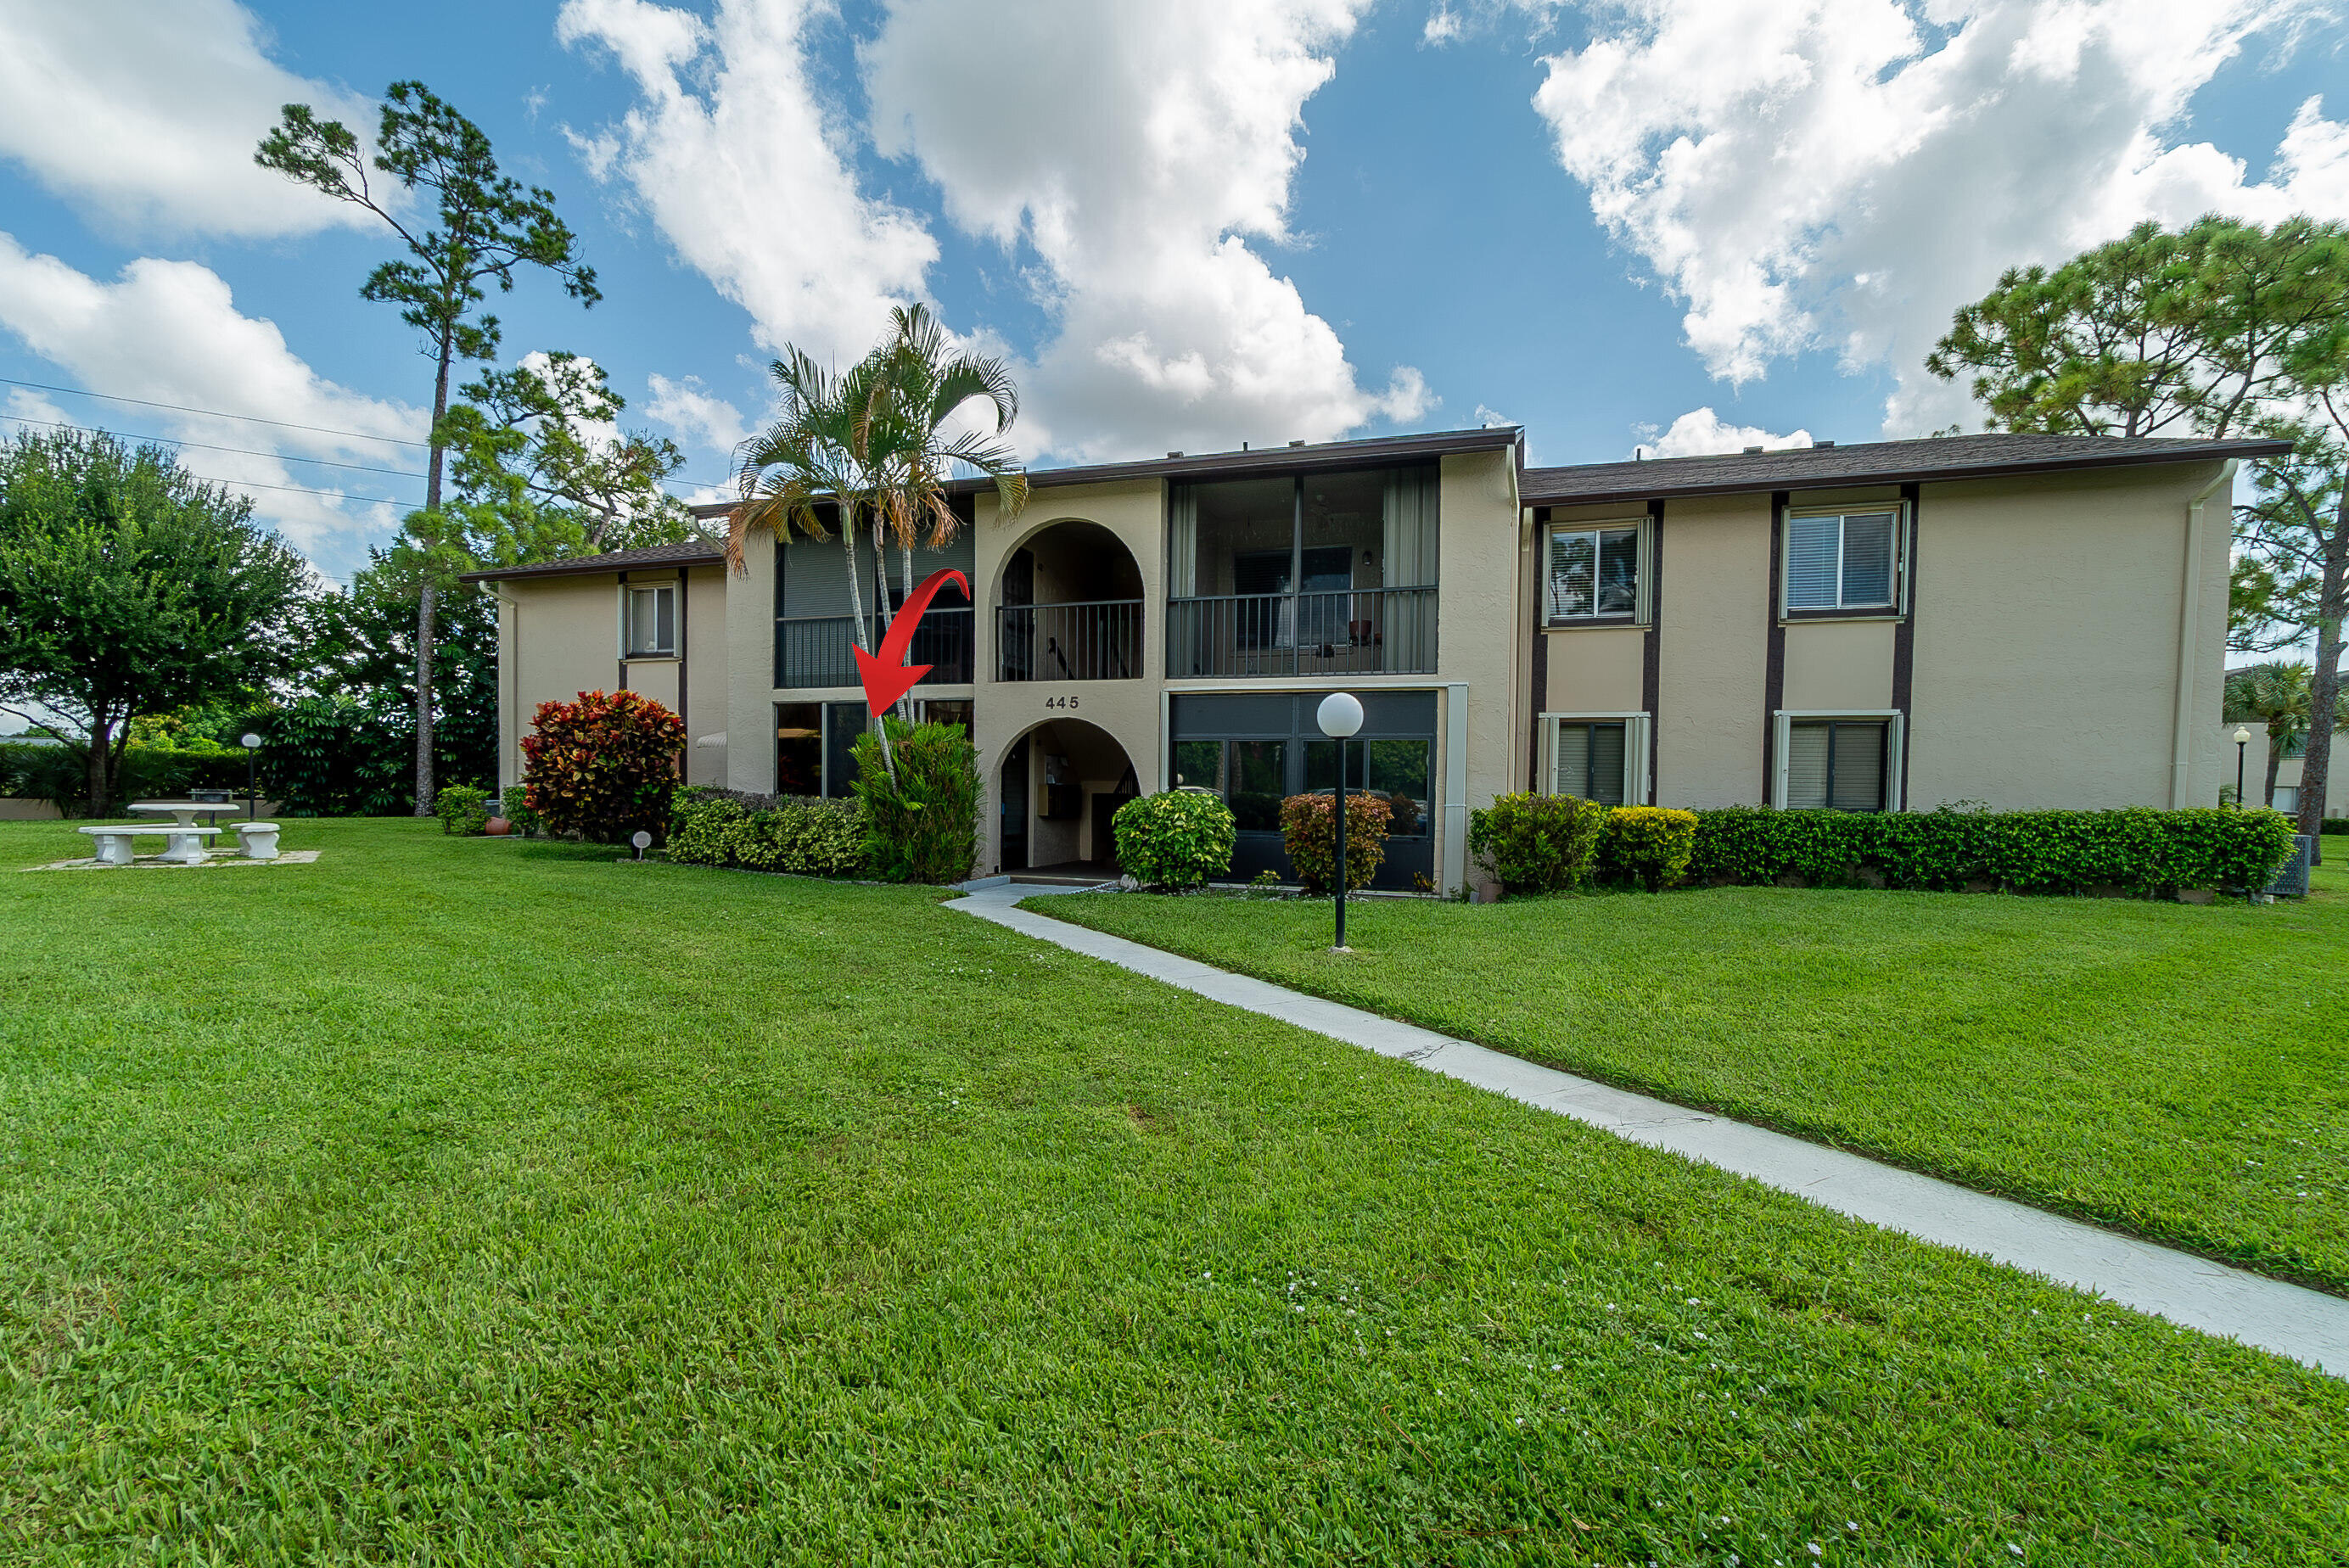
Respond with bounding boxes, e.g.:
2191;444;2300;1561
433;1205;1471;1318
687;426;1522;521
461;542;725;584
1520;434;2290;507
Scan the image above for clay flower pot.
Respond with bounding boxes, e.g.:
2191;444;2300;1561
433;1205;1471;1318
484;815;513;837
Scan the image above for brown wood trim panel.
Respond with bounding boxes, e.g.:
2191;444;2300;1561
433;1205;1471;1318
1528;506;1549;788
1893;481;1920;808
1762;491;1787;803
1644;497;1663;803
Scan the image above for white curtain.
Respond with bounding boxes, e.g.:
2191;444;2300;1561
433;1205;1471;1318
1382;469;1439;586
1166;484;1197;598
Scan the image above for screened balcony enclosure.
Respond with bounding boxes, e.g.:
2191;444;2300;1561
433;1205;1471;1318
1166;466;1438;678
996;519;1145;682
774;529;975;689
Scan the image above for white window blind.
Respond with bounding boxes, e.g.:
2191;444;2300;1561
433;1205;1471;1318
1784;720;1888;811
1785;510;1899;611
1544;714;1649;805
625;584;676;657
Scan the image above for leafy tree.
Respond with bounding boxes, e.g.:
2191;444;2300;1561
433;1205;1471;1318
0;429;306;814
1931;216;2349;845
439;352;698;565
259;80;597;814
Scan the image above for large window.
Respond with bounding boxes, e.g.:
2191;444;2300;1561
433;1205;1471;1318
625;583;676;657
1305;736;1433;837
1785;509;1899;613
1543;714;1647;806
1546;524;1641;621
1785;720;1889;811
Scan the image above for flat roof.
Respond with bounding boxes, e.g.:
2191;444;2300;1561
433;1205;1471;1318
1522;432;2289;507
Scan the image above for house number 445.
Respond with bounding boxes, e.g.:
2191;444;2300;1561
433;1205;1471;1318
1044;696;1080;710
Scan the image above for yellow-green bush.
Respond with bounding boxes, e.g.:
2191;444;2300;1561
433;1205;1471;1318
1601;805;1699;891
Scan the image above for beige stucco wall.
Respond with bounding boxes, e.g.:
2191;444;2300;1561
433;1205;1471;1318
1655;492;1772;806
1440;448;1524;890
496;564;728;794
1544;626;1645;714
1907;463;2226;810
1781;619;1895;712
723;543;780;796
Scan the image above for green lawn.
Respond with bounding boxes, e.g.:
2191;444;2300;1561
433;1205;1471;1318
2;818;2345;1564
1045;862;2349;1298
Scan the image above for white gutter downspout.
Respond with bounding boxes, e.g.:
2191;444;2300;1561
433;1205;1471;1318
2172;459;2237;808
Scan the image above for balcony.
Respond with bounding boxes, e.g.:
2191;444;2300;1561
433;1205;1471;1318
775;606;973;689
997;599;1144;681
1165;585;1436;678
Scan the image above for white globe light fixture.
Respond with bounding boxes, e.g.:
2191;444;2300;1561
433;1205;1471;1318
1316;692;1365;950
2233;725;2253;808
238;732;262;820
631;829;653;861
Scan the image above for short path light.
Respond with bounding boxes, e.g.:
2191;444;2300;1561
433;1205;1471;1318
2234;725;2251;807
1316;691;1364;951
239;732;261;820
631;829;653;862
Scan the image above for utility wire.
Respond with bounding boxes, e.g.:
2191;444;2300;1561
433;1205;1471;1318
1;375;430;448
3;374;733;491
2;413;429;480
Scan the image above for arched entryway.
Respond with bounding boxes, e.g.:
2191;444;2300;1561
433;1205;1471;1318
996;717;1141;882
995;518;1146;683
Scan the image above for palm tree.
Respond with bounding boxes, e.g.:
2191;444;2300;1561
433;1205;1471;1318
729;347;901;779
2222;660;2335;807
864;303;1029;713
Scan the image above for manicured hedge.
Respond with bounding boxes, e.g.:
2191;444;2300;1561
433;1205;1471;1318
1686;805;2298;895
667;788;867;878
1599;805;1700;892
1468;792;1607;894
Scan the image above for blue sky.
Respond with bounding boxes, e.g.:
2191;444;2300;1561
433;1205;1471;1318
1;0;2345;583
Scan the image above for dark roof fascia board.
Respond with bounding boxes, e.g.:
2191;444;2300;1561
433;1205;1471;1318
689;428;1521;518
462;547;724;585
1520;438;2291;508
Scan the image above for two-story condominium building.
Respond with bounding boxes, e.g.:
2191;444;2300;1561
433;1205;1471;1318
465;426;2285;893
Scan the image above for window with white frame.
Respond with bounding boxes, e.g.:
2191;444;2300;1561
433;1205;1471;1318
1784;508;1899;613
1546;522;1643;621
1774;714;1902;812
624;583;676;658
1544;714;1649;806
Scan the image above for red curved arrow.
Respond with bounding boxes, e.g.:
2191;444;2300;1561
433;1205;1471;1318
852;568;970;717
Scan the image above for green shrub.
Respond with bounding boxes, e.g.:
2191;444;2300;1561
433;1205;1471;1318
1685;804;2297;895
1601;805;1700;892
521;688;687;844
1280;791;1392;894
1113;790;1236;890
1;735;253;816
434;783;491;836
2321;818;2348;836
667;787;866;877
264;692;414;817
1467;792;1608;895
499;785;541;837
851;719;979;884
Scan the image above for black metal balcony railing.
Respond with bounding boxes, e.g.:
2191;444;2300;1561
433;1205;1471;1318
997;599;1144;681
1165;586;1437;678
775;607;973;689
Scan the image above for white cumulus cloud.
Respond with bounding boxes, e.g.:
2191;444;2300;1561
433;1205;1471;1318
555;0;939;367
0;234;423;572
0;0;382;239
645;372;751;462
1528;0;2349;434
864;0;1432;461
1634;407;1813;459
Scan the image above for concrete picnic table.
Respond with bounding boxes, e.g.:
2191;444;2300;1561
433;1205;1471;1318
76;802;279;866
129;800;244;829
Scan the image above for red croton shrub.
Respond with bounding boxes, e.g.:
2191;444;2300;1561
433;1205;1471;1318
519;688;687;843
1279;791;1393;894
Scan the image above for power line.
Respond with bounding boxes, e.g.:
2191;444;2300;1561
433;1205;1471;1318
1;375;429;449
3;374;735;491
2;413;428;480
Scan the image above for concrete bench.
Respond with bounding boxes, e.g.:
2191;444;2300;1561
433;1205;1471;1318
234;822;281;860
77;823;221;866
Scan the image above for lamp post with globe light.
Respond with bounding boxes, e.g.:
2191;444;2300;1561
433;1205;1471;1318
2234;725;2251;807
239;732;261;820
1316;692;1364;950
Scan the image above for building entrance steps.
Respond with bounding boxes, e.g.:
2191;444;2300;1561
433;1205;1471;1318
948;881;2349;1378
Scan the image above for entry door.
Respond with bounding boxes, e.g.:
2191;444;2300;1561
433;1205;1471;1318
1000;735;1029;872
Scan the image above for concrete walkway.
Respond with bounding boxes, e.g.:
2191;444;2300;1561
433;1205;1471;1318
951;882;2349;1377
